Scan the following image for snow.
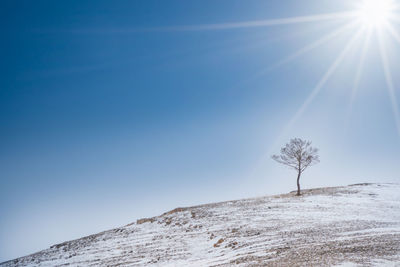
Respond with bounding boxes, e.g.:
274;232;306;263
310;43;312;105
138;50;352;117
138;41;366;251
1;183;400;266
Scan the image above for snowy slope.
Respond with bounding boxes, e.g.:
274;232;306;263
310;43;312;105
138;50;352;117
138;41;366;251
2;183;400;267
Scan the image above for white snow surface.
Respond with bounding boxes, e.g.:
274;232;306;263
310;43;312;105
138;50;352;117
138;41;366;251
2;183;400;266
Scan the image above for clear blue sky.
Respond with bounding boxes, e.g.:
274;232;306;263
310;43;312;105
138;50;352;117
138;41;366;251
1;0;399;262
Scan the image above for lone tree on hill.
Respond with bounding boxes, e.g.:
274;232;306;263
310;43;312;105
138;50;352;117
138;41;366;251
272;138;320;196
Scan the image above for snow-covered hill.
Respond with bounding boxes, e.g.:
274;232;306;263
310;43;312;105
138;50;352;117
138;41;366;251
2;183;400;266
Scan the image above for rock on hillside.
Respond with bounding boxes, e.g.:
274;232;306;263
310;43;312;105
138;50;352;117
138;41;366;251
1;183;400;266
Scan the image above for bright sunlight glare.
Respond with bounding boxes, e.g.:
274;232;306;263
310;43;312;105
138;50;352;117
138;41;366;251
357;0;394;27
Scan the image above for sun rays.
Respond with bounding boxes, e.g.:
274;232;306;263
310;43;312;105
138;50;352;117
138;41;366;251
120;0;400;141
346;27;372;128
276;0;400;138
208;0;400;179
266;21;360;71
172;0;400;138
236;0;400;140
284;27;366;139
160;11;357;31
55;1;399;136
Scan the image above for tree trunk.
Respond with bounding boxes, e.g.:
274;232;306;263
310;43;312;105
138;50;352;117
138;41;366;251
296;171;301;196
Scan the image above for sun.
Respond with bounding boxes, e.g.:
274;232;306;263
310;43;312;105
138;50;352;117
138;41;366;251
179;0;400;137
356;0;394;28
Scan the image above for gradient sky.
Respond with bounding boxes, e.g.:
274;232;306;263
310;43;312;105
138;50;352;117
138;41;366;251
1;0;400;262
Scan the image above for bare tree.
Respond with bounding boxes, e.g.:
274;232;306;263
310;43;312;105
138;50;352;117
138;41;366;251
272;138;320;196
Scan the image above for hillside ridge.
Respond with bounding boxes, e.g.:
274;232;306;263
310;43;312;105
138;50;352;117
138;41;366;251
2;183;400;266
